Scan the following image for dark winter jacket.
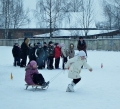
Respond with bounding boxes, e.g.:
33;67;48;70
21;42;29;56
25;64;39;85
77;40;86;51
12;45;21;58
48;45;55;57
35;47;44;67
35;47;44;58
28;47;36;60
77;40;87;56
42;46;48;59
21;38;29;58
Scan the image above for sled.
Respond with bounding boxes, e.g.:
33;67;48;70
25;84;49;90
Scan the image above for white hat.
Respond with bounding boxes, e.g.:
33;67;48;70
78;50;86;57
60;43;65;47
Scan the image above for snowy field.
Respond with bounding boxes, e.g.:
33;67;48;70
0;46;120;109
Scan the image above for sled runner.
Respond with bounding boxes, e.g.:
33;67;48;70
25;84;49;90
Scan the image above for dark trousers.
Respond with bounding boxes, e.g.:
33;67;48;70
32;74;45;85
48;56;54;69
20;54;27;66
62;57;68;69
36;57;43;69
43;57;48;68
73;78;81;84
14;57;20;66
28;57;36;64
55;57;60;69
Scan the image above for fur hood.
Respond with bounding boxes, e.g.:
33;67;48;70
69;43;74;49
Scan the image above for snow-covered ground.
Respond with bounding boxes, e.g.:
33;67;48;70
0;46;120;109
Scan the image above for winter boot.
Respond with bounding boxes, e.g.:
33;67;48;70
66;85;72;92
68;82;75;92
41;81;50;89
13;63;16;66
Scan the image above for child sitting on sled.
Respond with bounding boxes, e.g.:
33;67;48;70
25;60;49;88
65;50;92;92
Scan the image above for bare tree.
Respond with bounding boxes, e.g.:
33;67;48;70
69;0;83;12
102;0;120;29
34;0;65;38
10;0;30;28
64;0;94;36
80;0;94;36
0;0;30;39
102;0;116;29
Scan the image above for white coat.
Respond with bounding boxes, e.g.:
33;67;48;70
61;46;68;57
65;56;92;79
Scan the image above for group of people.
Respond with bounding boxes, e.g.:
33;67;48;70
12;38;75;70
12;36;93;92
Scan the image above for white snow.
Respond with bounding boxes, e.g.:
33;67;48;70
0;46;120;109
34;30;117;37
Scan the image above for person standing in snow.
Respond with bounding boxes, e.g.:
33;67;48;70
65;50;92;92
47;41;55;70
68;43;75;59
60;43;69;69
77;36;87;56
54;43;61;69
12;43;21;66
28;43;36;64
42;42;48;69
77;36;87;68
20;38;29;67
35;43;44;69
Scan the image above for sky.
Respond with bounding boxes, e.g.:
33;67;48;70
23;0;105;28
0;46;120;109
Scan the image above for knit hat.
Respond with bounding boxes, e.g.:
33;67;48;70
79;36;83;39
49;41;53;45
30;60;37;67
14;43;18;46
43;42;47;44
54;43;59;46
78;50;86;57
38;43;42;47
37;42;40;45
60;43;65;47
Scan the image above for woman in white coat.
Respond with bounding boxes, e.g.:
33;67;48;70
65;50;92;92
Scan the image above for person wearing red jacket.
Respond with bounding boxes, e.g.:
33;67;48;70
54;43;61;69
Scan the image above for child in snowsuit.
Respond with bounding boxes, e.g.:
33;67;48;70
42;42;48;69
54;43;61;69
35;43;44;69
47;41;55;70
60;43;69;69
65;50;92;92
25;60;49;87
68;43;75;59
12;43;21;66
28;43;36;64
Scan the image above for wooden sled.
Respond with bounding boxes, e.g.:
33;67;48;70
25;84;49;90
